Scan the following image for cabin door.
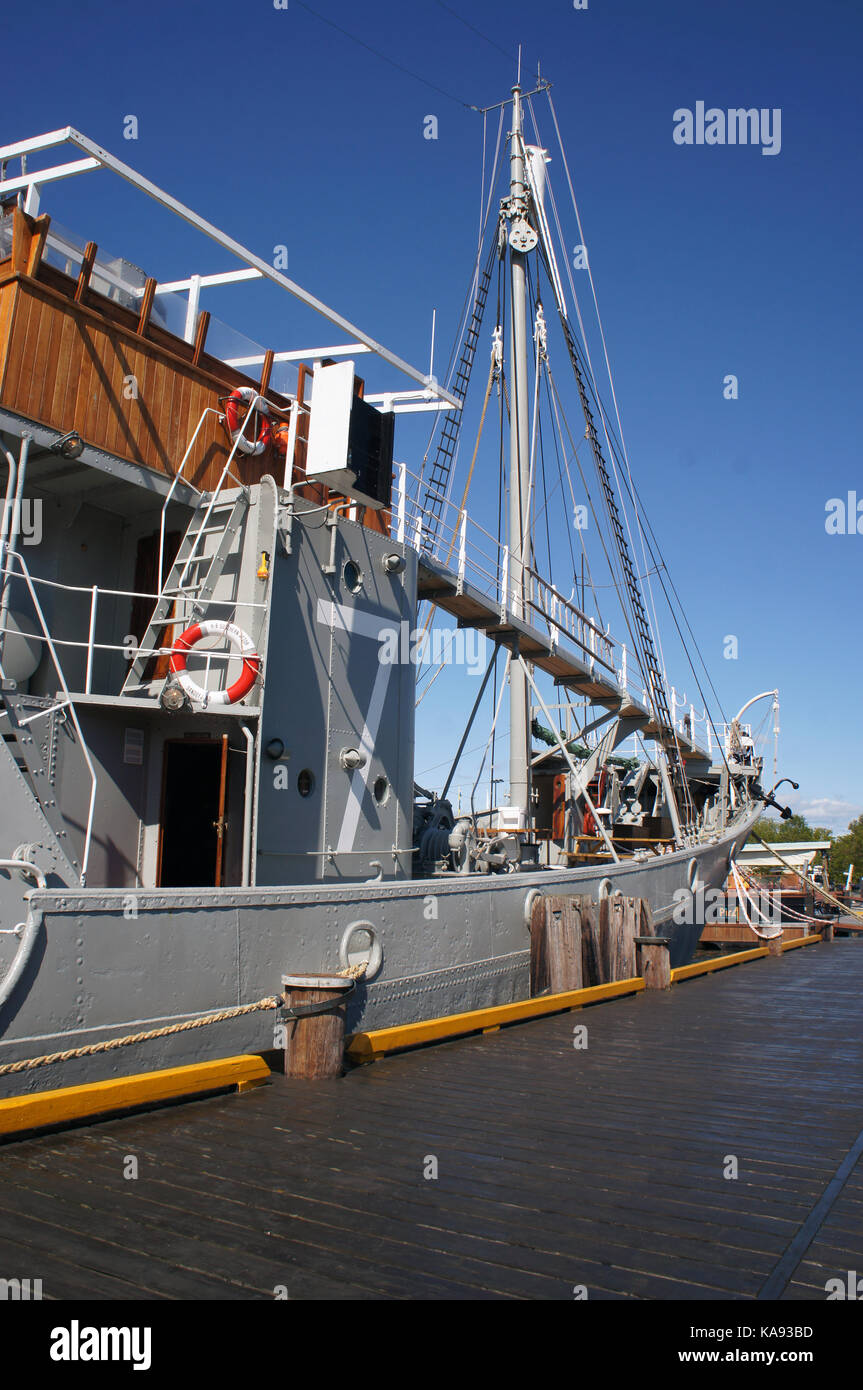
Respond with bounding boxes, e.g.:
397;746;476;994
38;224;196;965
157;735;229;887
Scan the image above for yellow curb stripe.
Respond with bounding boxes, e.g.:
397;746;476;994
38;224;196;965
781;933;822;951
346;977;644;1062
0;1054;270;1137
671;947;769;981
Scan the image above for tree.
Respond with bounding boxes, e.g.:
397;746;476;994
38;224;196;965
827;816;863;883
748;814;833;845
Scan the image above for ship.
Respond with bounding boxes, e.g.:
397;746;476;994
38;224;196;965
0;85;791;1097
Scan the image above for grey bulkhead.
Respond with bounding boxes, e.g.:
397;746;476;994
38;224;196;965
257;502;417;886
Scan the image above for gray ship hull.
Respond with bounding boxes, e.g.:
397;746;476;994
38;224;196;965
0;809;758;1097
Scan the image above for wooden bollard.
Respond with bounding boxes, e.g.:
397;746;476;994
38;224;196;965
281;973;353;1080
530;896;584;994
532;893;649;993
767;933;784;956
635;936;671;989
820;919;834;942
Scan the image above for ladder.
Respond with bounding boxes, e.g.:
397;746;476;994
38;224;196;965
122;489;249;695
419;243;496;548
557;313;696;830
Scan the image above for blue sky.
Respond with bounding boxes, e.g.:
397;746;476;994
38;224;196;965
3;0;861;830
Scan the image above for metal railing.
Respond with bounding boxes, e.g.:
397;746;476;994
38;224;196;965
392;462;729;760
0;569;267;695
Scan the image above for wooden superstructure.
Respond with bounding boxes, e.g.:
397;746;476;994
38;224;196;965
0;208;288;491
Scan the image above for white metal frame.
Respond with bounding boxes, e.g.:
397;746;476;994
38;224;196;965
0;127;461;412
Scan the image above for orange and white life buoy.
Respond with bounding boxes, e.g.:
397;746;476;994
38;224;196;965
169;620;260;706
224;387;271;456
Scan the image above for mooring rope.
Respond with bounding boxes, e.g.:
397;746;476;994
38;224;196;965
730;861;783;940
0;958;371;1078
752;834;863;920
735;864;823;927
0;996;282;1077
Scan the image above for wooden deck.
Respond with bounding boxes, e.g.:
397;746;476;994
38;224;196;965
1;939;862;1300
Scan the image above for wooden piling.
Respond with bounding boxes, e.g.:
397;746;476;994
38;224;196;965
635;903;670;990
581;896;604;985
635;937;672;989
531;893;648;993
530;896;584;994
281;973;353;1080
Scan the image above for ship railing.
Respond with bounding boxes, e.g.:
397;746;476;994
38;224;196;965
0;549;98;886
393;465;719;758
525;568;616;675
156;406;213;587
395;465;505;601
394;463;621;676
0;566;268;699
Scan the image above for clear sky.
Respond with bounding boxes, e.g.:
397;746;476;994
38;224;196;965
2;0;860;830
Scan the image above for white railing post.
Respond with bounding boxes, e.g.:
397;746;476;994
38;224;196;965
457;510;467;593
620;643;627;691
183;273;202;344
283;394;300;491
85;586;98;695
412;508;423;554
396;461;406;546
500;546;509;620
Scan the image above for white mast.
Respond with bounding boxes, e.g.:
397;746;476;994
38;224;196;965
506;84;535;825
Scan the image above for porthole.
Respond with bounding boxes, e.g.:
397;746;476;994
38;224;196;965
343;560;363;594
373;775;390;805
298;769;315;797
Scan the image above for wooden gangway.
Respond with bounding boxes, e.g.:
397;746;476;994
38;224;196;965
416;552;712;764
1;937;862;1299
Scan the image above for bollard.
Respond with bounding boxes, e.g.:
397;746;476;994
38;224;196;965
767;934;784;957
635;935;671;989
530;896;585;994
281;973;354;1080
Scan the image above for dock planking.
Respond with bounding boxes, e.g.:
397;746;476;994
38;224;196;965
1;941;863;1299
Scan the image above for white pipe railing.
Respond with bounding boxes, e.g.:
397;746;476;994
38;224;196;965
157;406;218;587
0;570;267;693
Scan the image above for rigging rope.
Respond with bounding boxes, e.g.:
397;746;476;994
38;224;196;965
729;860;783;939
753;836;863;920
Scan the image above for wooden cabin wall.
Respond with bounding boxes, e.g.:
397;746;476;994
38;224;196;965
0;211;281;491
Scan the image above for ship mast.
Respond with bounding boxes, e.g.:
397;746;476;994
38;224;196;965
506;83;535;825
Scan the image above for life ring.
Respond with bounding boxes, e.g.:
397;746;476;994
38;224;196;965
224;387;271;456
169;620;260;706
